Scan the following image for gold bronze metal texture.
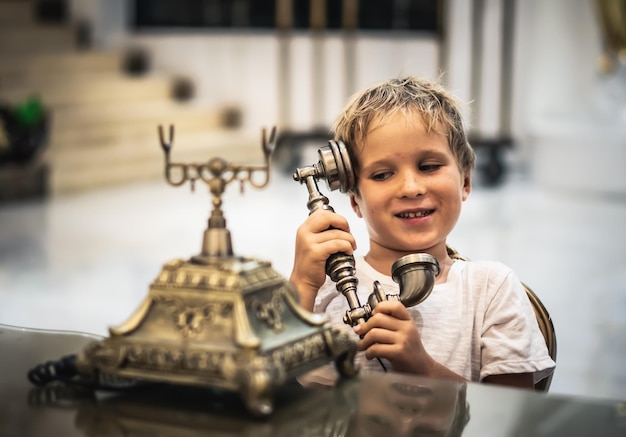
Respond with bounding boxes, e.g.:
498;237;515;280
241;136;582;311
75;126;358;417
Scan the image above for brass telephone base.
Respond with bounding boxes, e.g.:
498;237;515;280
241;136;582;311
71;127;359;417
75;257;358;417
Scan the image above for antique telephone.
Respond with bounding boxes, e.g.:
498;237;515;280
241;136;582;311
27;127;360;417
292;140;441;327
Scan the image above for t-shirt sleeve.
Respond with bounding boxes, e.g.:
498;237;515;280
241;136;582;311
313;277;340;313
479;267;556;383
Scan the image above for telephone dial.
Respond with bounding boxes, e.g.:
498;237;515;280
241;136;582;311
293;140;441;327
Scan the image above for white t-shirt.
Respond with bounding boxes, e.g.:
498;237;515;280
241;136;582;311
313;256;555;383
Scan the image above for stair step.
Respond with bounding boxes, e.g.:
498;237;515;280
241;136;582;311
0;25;76;55
0;3;240;196
0;1;35;26
0;51;122;81
49;130;264;194
50;100;218;128
0;73;175;106
50;129;260;169
50;106;224;150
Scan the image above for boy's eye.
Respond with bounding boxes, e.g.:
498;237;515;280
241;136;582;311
419;164;442;172
371;171;392;181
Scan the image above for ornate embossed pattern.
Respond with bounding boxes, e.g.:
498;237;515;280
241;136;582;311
151;259;279;292
252;289;285;332
92;342;235;376
119;342;235;377
154;295;234;338
89;332;332;380
270;333;327;371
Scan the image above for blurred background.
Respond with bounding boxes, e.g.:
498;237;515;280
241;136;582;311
0;0;625;403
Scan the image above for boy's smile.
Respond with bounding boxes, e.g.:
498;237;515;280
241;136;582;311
349;110;471;272
395;208;434;219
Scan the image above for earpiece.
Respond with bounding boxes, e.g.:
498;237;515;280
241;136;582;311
292;140;355;194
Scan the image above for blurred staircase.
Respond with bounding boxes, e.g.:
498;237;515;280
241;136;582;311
0;0;257;196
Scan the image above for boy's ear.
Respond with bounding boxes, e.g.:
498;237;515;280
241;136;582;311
462;173;472;201
349;193;363;218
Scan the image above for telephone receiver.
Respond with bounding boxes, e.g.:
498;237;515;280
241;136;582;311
293;140;440;326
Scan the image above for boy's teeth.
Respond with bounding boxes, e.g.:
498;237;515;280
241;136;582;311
399;211;430;218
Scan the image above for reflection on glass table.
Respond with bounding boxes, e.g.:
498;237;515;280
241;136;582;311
1;323;624;437
346;372;469;437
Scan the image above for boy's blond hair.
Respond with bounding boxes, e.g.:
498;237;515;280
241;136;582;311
332;76;476;183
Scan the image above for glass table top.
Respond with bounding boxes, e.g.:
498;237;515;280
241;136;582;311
1;323;624;437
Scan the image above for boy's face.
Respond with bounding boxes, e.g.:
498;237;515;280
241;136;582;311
350;111;471;260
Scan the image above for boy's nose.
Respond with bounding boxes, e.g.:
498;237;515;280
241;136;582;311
399;173;426;197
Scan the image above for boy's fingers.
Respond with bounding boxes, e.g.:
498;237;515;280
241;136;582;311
308;209;351;233
371;300;412;321
313;230;356;250
357;328;395;350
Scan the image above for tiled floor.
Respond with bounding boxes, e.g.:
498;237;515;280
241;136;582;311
1;160;625;403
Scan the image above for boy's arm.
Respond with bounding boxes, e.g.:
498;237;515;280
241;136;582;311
355;300;537;390
290;209;356;312
483;373;535;389
480;267;552;390
289;276;318;312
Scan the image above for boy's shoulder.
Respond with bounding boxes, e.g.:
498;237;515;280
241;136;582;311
448;248;513;274
455;257;515;273
453;258;521;290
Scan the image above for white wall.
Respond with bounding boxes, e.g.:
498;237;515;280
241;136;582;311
115;32;442;135
520;0;626;195
67;0;622;193
523;0;603;121
68;0;126;47
67;0;445;135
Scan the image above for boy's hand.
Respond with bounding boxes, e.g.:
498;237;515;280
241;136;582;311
353;300;434;375
290;209;357;311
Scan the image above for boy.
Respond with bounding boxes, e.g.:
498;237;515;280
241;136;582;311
290;76;555;389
